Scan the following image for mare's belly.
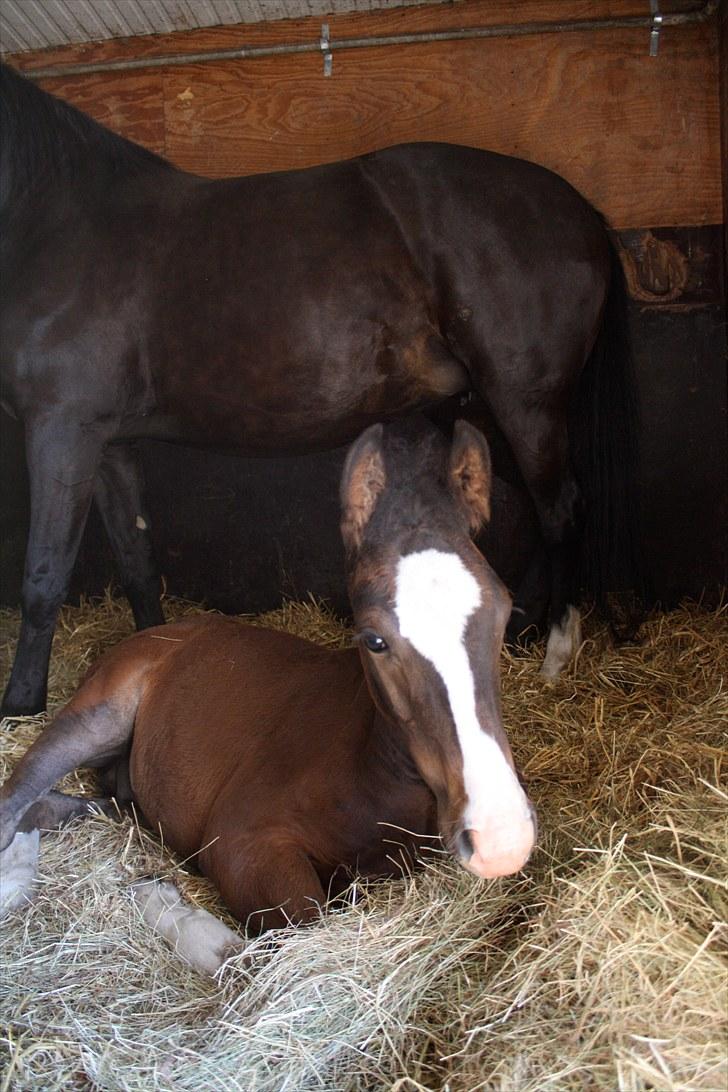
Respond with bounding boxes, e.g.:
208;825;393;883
126;348;467;455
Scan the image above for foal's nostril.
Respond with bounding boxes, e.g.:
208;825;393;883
456;829;474;861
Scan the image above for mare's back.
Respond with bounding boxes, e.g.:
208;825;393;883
130;617;366;855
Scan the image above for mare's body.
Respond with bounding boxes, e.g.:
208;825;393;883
0;61;639;715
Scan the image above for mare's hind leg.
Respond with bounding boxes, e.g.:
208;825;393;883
1;415;112;716
483;384;583;677
505;545;550;645
94;444;164;631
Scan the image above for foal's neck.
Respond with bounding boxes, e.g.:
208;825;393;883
366;706;423;785
333;646;422;784
359;704;438;845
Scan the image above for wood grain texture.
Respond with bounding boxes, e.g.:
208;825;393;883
6;0;722;228
36;71;166;155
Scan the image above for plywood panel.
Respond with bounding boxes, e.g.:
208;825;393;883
159;24;720;227
36;71;166;154
7;0;722;228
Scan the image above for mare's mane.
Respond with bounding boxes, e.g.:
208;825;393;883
0;62;175;200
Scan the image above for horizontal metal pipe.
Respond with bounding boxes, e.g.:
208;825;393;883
20;2;718;81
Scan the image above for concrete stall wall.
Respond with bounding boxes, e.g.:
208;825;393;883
1;0;725;612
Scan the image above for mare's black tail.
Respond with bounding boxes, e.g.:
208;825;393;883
571;230;645;634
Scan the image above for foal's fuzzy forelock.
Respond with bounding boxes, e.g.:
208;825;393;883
394;549;528;835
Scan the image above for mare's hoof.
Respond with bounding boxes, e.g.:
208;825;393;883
540;605;582;679
506;611;546;649
0;696;47;719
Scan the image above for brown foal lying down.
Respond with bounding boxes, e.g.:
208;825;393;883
0;417;536;971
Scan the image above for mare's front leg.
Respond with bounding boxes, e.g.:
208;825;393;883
2;415;113;715
94;444;164;631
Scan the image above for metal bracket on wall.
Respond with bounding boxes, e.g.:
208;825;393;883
649;0;663;55
20;2;719;80
321;23;332;77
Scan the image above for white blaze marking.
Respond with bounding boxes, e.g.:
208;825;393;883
394;549;529;836
135;515;148;531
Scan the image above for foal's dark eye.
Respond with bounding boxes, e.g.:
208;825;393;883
361;632;389;654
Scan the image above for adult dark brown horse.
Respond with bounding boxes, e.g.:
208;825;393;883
0;62;638;716
0;418;535;970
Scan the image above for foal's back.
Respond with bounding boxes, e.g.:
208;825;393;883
117;618;433;895
130;618;367;851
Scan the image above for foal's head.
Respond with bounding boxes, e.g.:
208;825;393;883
341;416;536;879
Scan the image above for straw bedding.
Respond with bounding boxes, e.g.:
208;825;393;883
1;594;726;1091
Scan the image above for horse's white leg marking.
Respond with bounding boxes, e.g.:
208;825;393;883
131;879;243;976
395;549;534;877
0;829;39;916
540;605;582;679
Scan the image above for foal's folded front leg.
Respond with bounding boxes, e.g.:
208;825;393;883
131;878;244;976
128;840;327;975
201;833;328;933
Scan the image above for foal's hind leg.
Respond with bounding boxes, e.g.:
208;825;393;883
0;686;136;852
15;789;118;834
94;444;164;630
0;698;133;914
0;791;119;916
1;416;112;716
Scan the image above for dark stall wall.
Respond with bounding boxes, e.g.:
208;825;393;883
1;0;726;612
722;0;728;267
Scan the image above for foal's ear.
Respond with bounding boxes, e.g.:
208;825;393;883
340;423;387;552
449;420;492;532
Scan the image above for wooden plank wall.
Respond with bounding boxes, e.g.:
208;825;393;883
7;0;722;230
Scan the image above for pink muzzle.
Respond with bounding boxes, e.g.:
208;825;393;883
459;806;537;879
